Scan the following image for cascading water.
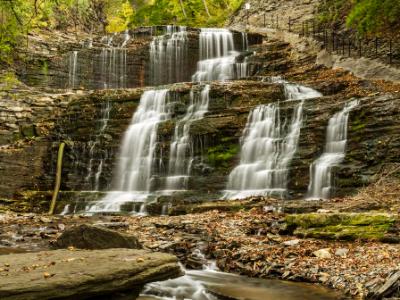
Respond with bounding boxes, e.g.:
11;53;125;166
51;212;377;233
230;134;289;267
192;28;248;82
165;85;210;191
99;33;130;89
87;89;171;213
223;82;322;199
150;26;188;86
307;99;359;199
68;51;78;89
85;101;112;191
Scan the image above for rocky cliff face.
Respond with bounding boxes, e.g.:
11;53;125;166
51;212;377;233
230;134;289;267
1;27;399;214
1;79;397;213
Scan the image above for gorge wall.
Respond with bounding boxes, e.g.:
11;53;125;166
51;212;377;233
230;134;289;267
1;80;398;213
1;26;399;214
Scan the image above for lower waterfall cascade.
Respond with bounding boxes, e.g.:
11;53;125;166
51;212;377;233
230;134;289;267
87;89;171;213
307;99;359;199
65;25;366;215
165;84;210;191
84;101;112;191
223;82;322;200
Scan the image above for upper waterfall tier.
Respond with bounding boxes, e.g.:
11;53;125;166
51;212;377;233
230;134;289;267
192;28;249;82
149;26;189;86
21;26;261;90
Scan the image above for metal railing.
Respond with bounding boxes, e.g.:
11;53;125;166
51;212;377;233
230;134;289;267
258;14;399;66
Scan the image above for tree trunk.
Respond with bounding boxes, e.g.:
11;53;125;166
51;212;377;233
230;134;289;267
202;0;211;18
49;142;65;215
179;0;187;18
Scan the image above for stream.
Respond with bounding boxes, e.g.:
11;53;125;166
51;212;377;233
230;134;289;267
139;268;341;300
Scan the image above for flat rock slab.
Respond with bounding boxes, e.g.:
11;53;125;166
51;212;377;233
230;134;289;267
0;249;182;300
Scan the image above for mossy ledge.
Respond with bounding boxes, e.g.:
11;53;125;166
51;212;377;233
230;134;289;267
284;213;399;242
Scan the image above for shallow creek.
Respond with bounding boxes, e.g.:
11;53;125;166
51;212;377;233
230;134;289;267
139;267;342;300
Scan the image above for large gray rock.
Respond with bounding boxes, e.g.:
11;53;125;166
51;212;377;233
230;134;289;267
52;224;142;250
0;248;182;300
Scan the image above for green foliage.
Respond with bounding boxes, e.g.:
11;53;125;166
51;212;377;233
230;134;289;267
318;0;400;37
106;0;135;32
346;0;400;36
131;0;244;27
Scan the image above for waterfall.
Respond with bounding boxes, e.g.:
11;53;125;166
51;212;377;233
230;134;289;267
242;32;248;51
84;101;112;191
192;28;247;82
99;34;129;89
165;85;210;191
150;26;188;85
68;51;78;89
87;89;171;213
223;83;322;200
307;100;359;199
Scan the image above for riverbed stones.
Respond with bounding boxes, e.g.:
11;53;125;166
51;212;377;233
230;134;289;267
52;224;142;250
335;248;349;257
0;248;182;300
313;248;332;259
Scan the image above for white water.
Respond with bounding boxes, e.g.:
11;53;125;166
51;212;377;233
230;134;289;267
150;26;188;85
192;28;248;82
85;101;112;191
87;89;171;213
139;259;337;300
165;85;210;191
224;82;322;199
307;100;359;199
99;33;130;89
68;51;78;89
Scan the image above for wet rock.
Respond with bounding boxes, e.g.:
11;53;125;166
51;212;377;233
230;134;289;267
313;248;332;259
0;248;181;300
367;270;400;299
52;224;142;250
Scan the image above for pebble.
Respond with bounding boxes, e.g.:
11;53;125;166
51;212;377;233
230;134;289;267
282;239;300;246
335;248;349;257
313;248;332;259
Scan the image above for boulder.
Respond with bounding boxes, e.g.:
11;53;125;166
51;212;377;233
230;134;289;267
52;224;142;250
0;248;182;300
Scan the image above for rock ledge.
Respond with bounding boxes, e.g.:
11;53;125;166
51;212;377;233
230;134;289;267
0;249;181;300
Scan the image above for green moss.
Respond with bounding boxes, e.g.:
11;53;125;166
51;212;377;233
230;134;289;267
20;125;36;138
207;144;239;168
285;213;396;241
352;123;366;131
41;61;49;76
0;72;21;90
286;213;395;228
294;224;391;241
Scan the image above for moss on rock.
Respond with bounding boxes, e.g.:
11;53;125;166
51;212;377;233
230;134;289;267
285;212;397;242
207;143;239;169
